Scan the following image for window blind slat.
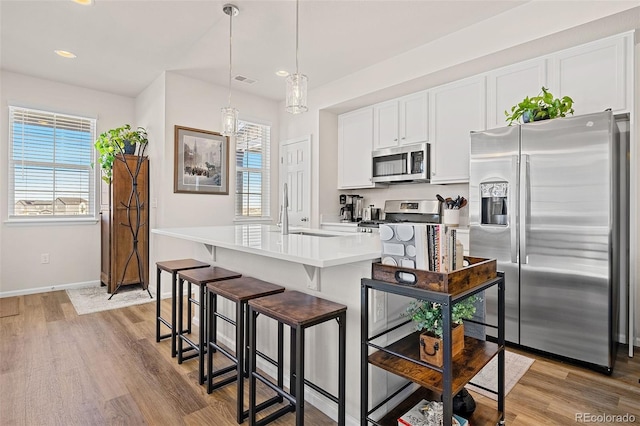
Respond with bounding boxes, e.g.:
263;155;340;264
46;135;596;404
9;106;96;219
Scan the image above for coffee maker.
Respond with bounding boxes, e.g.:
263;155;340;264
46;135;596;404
339;194;363;222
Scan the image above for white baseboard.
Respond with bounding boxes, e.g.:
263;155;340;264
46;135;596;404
0;280;99;298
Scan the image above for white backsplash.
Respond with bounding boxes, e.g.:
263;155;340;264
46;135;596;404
336;182;470;226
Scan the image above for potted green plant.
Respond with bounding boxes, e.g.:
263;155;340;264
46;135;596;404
405;295;479;367
94;124;148;183
504;86;574;125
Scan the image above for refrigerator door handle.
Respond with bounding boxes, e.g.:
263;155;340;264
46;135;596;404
510;155;519;263
520;154;529;264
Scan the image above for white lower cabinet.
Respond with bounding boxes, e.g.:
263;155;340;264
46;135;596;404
429;76;486;184
338;106;375;189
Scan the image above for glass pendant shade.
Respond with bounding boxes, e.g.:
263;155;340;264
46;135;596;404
221;106;238;137
285;72;308;114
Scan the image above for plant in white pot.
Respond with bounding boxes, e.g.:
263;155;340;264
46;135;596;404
405;295;479;367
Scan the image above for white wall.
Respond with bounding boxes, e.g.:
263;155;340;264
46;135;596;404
0;71;135;295
143;72;280;292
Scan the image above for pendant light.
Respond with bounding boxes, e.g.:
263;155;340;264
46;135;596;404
221;4;239;136
285;0;308;114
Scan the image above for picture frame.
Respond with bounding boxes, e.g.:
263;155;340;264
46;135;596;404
174;125;229;195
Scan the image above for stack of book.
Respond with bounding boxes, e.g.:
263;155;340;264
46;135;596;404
397;399;469;426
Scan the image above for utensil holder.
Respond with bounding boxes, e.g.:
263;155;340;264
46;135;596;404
443;209;460;226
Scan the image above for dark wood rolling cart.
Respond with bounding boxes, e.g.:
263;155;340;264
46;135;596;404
361;257;505;426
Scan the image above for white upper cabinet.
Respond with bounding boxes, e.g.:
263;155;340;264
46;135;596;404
549;35;629;115
487;58;548;129
429;76;486;184
373;100;398;149
337;106;376;189
373;91;428;150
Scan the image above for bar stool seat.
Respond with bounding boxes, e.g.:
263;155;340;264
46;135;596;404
156;259;209;358
206;277;286;423
177;266;241;385
248;290;347;426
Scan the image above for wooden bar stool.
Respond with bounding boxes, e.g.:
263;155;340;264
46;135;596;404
206;276;286;424
155;259;209;358
177;266;241;385
248;291;347;426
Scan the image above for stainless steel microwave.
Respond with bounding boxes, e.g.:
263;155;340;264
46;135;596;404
372;143;430;183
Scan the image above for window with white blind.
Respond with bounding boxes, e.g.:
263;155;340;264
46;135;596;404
8;106;97;221
235;119;271;219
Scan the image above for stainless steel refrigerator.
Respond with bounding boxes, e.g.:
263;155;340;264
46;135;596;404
469;111;629;373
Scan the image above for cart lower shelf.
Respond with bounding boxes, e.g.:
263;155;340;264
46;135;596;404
372;387;503;426
369;332;502;396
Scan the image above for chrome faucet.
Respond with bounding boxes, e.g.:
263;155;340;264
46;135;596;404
281;182;289;235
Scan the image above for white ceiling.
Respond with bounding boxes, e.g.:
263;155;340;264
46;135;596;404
0;0;528;101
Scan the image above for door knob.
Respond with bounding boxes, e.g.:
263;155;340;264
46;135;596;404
301;217;309;222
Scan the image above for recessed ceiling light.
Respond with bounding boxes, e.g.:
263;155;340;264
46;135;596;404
72;0;93;5
55;50;77;59
276;70;289;77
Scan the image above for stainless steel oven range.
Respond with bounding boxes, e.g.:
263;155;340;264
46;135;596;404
356;199;442;233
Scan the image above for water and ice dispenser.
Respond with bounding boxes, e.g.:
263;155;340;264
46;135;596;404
480;182;508;225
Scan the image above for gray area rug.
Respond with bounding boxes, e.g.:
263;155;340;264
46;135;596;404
66;285;159;315
466;350;534;400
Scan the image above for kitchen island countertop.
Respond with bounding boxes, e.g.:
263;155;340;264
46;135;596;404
152;224;381;268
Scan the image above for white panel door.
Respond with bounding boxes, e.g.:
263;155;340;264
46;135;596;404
487;58;547;128
429;76;486;184
280;136;311;227
373;100;399;150
399;90;428;145
550;36;628;115
338;107;375;189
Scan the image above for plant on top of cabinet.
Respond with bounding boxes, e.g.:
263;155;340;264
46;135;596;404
95;124;148;183
504;86;574;125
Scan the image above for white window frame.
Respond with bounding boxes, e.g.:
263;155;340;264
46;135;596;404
234;118;271;221
7;106;97;224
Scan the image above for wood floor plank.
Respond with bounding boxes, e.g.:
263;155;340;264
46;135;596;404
1;290;638;425
0;296;20;318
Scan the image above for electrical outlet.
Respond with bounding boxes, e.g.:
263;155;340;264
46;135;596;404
373;291;385;323
40;253;50;264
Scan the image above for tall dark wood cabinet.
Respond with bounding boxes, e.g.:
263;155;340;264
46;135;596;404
100;154;149;294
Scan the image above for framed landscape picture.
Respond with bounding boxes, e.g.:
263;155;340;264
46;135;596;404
174;125;229;195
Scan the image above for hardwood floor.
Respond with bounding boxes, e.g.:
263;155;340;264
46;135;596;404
1;291;638;425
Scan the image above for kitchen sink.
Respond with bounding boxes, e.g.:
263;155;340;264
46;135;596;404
288;231;341;237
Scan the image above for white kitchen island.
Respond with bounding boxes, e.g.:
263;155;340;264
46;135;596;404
152;224;384;424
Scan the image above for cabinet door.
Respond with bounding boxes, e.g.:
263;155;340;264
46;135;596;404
399;91;428;145
338;107;375;189
373;100;399;150
429;76;486;184
550;36;628;115
487;59;547;128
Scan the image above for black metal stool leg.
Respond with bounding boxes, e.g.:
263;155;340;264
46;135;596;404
155;266;161;342
177;277;185;364
338;313;346;426
207;289;215;394
295;325;305;426
171;271;178;358
198;284;206;385
248;307;258;425
290;328;296;398
236;300;245;424
187;281;193;334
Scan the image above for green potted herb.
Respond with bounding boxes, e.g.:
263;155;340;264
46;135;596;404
405;295;479;367
94;125;148;183
504;86;574;125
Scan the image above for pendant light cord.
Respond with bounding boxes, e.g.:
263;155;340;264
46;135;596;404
228;10;233;108
295;0;299;74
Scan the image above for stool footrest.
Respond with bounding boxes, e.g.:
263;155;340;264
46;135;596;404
254;404;296;426
187;297;200;306
158;332;171;341
292;373;339;404
256;349;278;367
213;311;236;326
242;395;283;420
252;371;296;406
208;342;237;364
